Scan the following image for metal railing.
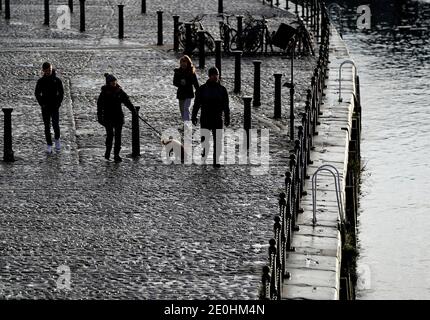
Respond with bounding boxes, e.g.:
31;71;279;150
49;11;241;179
260;0;331;300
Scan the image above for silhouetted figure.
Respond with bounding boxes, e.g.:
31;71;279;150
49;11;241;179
173;55;199;124
97;73;137;163
192;67;230;168
35;62;64;154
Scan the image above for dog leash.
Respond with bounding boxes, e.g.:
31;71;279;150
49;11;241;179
138;115;162;138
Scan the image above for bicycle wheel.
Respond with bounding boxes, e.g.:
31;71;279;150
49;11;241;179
228;29;239;52
203;31;216;53
242;27;262;53
178;24;186;49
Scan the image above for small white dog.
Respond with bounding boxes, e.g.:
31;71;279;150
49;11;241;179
161;136;186;163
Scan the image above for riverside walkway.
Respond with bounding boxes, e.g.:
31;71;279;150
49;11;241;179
0;0;317;299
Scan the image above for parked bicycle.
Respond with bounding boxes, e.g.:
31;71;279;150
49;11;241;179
218;14;238;53
178;14;216;54
231;12;275;54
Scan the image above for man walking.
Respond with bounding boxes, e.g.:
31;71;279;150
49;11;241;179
192;67;230;168
35;62;64;154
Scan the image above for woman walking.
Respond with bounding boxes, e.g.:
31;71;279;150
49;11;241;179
173;56;199;125
97;73;137;163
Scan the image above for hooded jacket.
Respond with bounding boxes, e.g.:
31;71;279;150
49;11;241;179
35;69;64;109
97;85;135;126
192;80;230;130
173;68;199;100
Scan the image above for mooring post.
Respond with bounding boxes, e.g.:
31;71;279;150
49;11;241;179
215;39;222;78
79;0;85;32
141;0;146;14
236;15;243;51
118;5;124;39
198;30;205;69
295;0;298;15
218;0;223;14
0;0;2;12
253;60;262;107
301;0;305;18
243;96;252;150
274;73;282;119
184;22;192;55
173;15;180;52
157;10;163;45
44;0;49;26
5;0;10;20
285;0;289;10
2;108;15;162
233;51;242;94
131;106;141;158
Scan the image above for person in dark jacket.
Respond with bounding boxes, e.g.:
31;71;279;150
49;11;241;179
35;62;64;154
192;67;230;168
173;55;199;124
97;73;137;163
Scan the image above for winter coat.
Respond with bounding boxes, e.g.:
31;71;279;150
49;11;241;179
173;68;199;100
97;85;135;126
192;80;230;130
34;70;64;109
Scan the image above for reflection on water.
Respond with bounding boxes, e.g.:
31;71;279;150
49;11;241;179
328;0;430;299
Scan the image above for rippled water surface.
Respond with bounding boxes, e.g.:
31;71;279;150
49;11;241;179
333;0;430;299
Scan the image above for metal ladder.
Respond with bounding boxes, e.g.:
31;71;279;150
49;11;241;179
311;164;345;227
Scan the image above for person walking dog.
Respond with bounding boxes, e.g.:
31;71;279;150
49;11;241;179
173;55;199;125
192;67;230;168
97;73;137;163
35;62;64;154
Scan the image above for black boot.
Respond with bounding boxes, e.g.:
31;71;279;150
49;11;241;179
114;154;122;163
105;146;112;160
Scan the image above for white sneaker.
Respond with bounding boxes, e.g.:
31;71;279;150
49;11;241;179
46;145;53;154
54;139;61;151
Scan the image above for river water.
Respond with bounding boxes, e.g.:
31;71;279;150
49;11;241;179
328;0;430;299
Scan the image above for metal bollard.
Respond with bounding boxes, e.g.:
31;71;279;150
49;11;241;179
253;60;262;107
0;0;2;12
236;15;243;51
243;96;252;150
141;0;146;14
79;0;85;32
306;0;309;22
68;0;73;14
295;1;298;15
276;0;279;7
233;51;242;94
173;15;180;52
131;106;141;158
215;40;222;78
44;0;49;26
274;73;282;119
218;0;223;14
118;5;124;39
285;0;289;10
2;108;15;162
184;22;192;55
157;11;163;45
198;30;205;69
5;0;9;20
301;0;305;18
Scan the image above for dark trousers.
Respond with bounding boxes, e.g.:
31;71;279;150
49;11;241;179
105;123;123;156
201;128;223;165
41;107;60;146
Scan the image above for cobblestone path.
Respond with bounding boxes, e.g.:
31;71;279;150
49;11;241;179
0;0;315;299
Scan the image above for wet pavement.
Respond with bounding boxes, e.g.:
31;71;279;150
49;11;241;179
0;0;316;299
